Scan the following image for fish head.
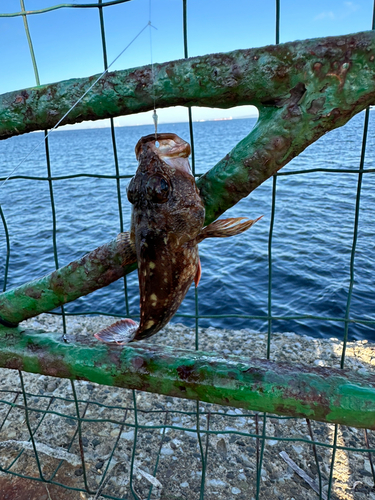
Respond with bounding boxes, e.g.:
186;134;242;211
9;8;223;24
128;133;205;246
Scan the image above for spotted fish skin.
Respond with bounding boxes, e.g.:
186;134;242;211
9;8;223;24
94;133;261;344
127;133;205;341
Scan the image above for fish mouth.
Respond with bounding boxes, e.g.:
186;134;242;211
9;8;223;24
135;133;192;174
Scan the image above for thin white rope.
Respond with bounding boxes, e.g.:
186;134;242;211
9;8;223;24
0;20;155;192
149;0;158;139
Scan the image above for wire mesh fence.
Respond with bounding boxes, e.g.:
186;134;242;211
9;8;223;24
0;1;375;499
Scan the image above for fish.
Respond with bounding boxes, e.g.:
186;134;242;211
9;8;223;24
94;133;261;344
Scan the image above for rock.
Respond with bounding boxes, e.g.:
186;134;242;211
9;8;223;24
120;430;135;441
208;479;227;487
217;438;227;458
160;447;174;456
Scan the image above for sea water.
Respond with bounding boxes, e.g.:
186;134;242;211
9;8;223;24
0;112;374;341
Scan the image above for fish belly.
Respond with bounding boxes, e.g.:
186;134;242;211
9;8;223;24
134;243;199;341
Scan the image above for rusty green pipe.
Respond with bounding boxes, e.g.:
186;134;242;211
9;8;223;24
1;31;374;140
1;31;374;225
1;31;375;324
0;323;375;430
0;234;136;326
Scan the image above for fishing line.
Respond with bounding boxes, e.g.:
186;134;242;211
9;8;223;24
149;0;158;140
0;20;156;193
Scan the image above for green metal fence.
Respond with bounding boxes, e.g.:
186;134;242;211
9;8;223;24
0;1;375;499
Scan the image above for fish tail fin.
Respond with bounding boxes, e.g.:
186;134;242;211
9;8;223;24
196;216;263;242
94;318;139;345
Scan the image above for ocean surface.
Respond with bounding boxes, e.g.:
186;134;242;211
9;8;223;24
0;112;374;341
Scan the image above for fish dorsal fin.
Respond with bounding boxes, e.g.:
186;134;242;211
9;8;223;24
196;216;263;243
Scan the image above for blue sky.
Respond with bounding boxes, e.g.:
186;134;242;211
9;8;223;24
1;0;374;127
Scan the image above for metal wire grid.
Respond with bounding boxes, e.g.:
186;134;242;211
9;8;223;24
0;377;375;500
0;0;374;499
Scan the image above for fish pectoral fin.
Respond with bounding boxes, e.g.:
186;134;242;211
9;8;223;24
94;318;139;345
194;258;202;287
196;216;263;242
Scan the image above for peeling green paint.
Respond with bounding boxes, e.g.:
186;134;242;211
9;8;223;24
0;234;136;325
1;31;375;325
0;33;374;428
0;324;375;429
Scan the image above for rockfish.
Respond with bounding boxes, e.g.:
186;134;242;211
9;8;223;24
95;133;261;344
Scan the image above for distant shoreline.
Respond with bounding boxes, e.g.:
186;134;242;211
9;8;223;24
52;107;374;133
53;114;259;133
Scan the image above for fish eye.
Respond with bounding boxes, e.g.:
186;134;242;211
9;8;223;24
146;175;170;203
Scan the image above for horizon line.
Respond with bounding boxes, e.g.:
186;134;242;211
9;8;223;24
56;114;259;132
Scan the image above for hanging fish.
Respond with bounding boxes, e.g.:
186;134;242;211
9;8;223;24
94;133;261;344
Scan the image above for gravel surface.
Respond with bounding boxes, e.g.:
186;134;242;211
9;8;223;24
0;314;374;500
